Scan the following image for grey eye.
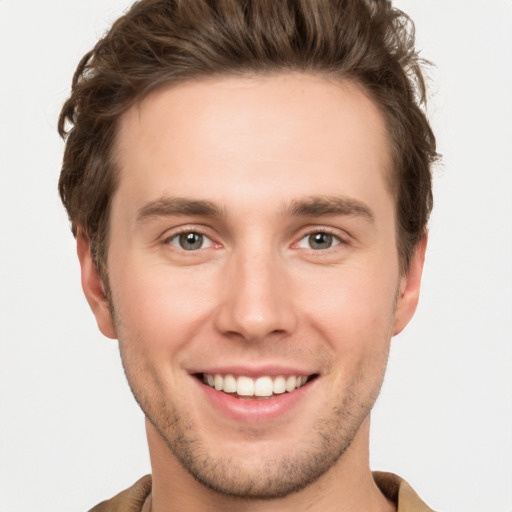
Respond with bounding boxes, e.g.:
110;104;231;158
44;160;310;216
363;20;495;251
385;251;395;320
180;233;203;250
168;232;212;251
298;232;340;250
309;233;333;250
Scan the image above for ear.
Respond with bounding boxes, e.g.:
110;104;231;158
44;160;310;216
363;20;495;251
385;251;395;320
393;235;427;336
76;231;117;339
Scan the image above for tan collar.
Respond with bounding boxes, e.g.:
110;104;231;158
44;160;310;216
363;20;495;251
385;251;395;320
373;471;435;512
89;472;435;512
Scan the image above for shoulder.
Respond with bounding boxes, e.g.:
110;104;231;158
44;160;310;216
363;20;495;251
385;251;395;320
87;475;152;512
373;471;436;512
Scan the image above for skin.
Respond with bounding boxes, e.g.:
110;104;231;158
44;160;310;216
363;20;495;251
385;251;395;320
78;73;426;512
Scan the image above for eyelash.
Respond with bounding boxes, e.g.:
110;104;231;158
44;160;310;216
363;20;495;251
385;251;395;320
163;228;217;251
296;230;344;251
163;219;351;256
164;229;346;252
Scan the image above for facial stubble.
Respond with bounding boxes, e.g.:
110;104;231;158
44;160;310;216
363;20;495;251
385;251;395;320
112;307;392;501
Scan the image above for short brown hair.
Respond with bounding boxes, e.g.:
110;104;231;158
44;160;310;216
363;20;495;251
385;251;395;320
58;0;437;274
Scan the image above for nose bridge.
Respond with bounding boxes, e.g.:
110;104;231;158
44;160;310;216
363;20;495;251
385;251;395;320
215;238;296;341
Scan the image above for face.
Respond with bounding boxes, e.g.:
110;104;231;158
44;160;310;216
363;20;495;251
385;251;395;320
79;73;425;499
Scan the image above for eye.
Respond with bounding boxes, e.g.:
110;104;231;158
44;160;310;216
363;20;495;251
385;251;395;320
167;232;213;251
297;232;341;250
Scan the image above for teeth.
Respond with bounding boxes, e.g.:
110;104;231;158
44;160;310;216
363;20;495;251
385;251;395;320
203;373;310;397
237;376;254;396
286;376;296;392
223;374;237;393
272;376;286;394
254;376;273;397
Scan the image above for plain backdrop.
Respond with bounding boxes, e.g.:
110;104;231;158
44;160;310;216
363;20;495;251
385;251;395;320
1;1;511;511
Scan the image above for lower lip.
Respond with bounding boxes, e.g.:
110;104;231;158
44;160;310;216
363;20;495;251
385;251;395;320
194;377;315;423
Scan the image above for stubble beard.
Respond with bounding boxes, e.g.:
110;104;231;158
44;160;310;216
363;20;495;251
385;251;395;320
117;344;389;501
109;281;395;501
104;278;398;502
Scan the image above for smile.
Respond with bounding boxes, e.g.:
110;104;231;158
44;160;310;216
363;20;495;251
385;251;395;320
201;373;311;399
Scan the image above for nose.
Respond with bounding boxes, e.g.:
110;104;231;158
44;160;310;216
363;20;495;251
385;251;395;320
214;247;298;342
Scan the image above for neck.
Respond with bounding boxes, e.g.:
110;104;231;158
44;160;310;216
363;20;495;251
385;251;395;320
146;417;396;512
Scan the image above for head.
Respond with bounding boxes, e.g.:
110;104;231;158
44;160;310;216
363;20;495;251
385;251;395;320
58;0;436;503
59;0;436;280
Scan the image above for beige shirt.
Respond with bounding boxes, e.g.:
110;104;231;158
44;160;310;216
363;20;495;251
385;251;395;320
88;472;435;511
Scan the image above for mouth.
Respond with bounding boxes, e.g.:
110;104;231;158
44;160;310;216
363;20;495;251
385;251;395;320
196;373;318;400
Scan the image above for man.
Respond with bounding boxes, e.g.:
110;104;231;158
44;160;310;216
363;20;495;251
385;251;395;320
58;0;437;510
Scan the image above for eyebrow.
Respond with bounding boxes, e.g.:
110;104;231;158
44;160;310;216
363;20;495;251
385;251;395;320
136;197;225;222
136;195;374;223
284;195;374;221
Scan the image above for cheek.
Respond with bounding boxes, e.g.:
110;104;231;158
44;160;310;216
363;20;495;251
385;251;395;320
295;260;399;351
109;259;219;352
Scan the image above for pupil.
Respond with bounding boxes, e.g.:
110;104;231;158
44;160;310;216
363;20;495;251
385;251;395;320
180;232;203;250
310;232;332;250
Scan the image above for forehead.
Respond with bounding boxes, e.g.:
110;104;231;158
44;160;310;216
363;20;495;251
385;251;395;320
113;73;392;215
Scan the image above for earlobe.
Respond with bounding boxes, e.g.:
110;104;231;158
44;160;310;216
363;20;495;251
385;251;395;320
76;232;117;339
393;235;427;336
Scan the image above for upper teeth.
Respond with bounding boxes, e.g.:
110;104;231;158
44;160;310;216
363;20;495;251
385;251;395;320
203;374;309;397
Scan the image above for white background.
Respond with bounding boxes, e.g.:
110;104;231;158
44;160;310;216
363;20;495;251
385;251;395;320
1;1;511;511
